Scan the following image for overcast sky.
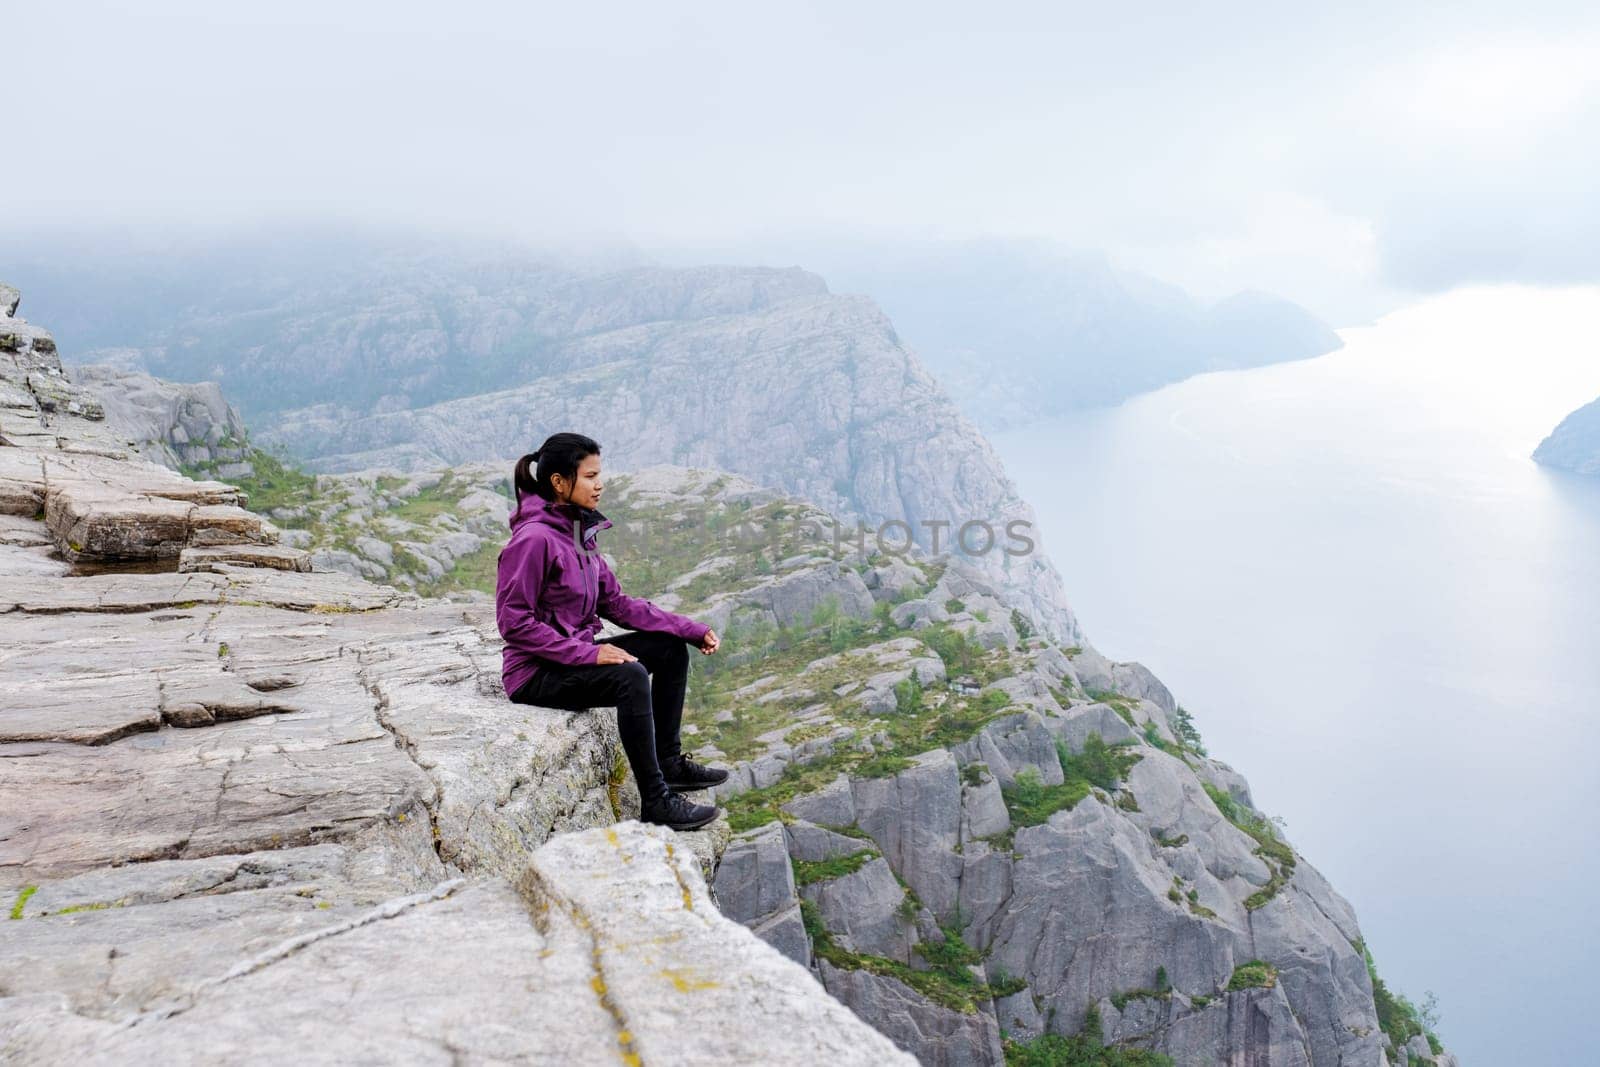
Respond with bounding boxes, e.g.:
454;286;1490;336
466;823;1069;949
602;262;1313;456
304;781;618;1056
10;1;1599;324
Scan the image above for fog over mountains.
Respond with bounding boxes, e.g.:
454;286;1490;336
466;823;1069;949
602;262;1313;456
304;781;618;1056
7;233;1342;644
664;239;1343;427
12;233;1340;429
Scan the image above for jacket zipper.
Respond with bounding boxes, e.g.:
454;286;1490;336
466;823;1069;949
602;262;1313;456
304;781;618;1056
578;524;595;622
583;546;593;620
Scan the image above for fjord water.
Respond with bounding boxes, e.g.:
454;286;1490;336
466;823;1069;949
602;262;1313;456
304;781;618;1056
989;286;1600;1066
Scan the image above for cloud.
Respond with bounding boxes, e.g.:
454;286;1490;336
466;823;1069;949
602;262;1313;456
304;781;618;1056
7;4;1600;322
1329;35;1600;292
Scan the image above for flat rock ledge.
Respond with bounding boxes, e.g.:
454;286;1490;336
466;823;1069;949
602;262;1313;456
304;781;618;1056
1;295;306;573
3;824;911;1065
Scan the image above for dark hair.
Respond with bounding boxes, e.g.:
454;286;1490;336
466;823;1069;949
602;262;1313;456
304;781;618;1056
514;432;601;502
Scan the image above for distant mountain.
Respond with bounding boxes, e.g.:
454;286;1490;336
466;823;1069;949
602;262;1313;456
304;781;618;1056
241;272;1088;645
782;239;1343;428
9;242;1085;643
5;234;1335;635
1533;396;1600;475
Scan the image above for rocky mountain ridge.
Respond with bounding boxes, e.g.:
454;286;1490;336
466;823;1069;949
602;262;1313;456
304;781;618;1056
732;238;1344;429
254;283;1086;646
178;450;1459;1065
557;472;1457;1067
2;284;1456;1065
1;285;909;1064
50;257;1086;645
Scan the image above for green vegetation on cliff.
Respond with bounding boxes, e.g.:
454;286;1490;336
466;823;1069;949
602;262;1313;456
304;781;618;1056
1002;1003;1174;1067
1357;939;1443;1056
1202;783;1295;910
999;734;1144;838
800;899;1027;1015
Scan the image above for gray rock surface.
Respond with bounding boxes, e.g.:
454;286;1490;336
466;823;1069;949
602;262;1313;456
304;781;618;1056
72;364;252;473
952;711;1064;788
1;283;1458;1067
818;959;1005;1067
241;278;1085;643
984;798;1242;1031
993;988;1045;1041
713;823;808;964
1100;985;1316;1066
851;750;965;921
703;556;877;633
784;819;875;862
0;293;913;1064
6;825;911;1065
782;773;857;826
802;856;914;962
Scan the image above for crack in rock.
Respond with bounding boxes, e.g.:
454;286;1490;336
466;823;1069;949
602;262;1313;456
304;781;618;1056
517;871;645;1067
116;877;468;1030
355;659;447;865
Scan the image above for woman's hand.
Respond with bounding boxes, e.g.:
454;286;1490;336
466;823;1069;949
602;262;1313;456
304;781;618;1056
698;628;720;655
595;642;639;665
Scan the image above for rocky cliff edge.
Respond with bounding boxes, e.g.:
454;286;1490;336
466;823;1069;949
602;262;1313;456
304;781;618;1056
0;285;911;1064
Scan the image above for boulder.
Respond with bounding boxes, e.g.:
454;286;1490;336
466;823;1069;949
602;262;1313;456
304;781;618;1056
851;750;964;920
984;798;1243;1036
785;819;877;862
781;774;857;827
959;773;1011;844
818;959;1005;1067
713;823;801;946
802;855;915;962
863;556;926;602
178;544;312;573
952;712;1064;788
1044;702;1141;752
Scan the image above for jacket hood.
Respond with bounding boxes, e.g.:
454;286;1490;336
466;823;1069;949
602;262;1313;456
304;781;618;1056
509;492;613;549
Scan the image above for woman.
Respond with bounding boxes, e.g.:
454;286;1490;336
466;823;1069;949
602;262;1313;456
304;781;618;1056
496;432;729;832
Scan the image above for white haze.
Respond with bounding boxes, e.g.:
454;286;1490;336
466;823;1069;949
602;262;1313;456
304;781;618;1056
9;1;1600;325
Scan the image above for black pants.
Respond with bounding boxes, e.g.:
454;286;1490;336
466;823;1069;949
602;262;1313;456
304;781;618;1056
510;629;690;805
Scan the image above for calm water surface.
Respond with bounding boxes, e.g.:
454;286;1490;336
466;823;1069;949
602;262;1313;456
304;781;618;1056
990;287;1600;1066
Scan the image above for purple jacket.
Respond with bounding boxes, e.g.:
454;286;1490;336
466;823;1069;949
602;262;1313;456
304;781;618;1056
495;492;710;700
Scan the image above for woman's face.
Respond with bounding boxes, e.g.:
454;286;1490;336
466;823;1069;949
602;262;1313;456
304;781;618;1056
554;453;603;509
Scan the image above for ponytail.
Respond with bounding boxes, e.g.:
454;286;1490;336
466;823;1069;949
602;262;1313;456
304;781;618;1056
513;450;542;501
511;433;601;503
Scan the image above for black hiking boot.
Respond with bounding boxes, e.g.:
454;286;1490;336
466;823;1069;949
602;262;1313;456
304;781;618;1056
661;754;731;792
640;789;721;832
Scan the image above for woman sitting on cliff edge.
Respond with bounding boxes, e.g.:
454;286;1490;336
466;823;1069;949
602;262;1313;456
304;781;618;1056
496;431;729;831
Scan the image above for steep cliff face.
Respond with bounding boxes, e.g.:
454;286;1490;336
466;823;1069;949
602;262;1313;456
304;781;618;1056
1533;395;1600;475
46;253;1086;644
61;256;831;418
2;285;1456;1066
256;286;1087;645
0;286;910;1065
557;470;1459;1067
258;453;1460;1066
